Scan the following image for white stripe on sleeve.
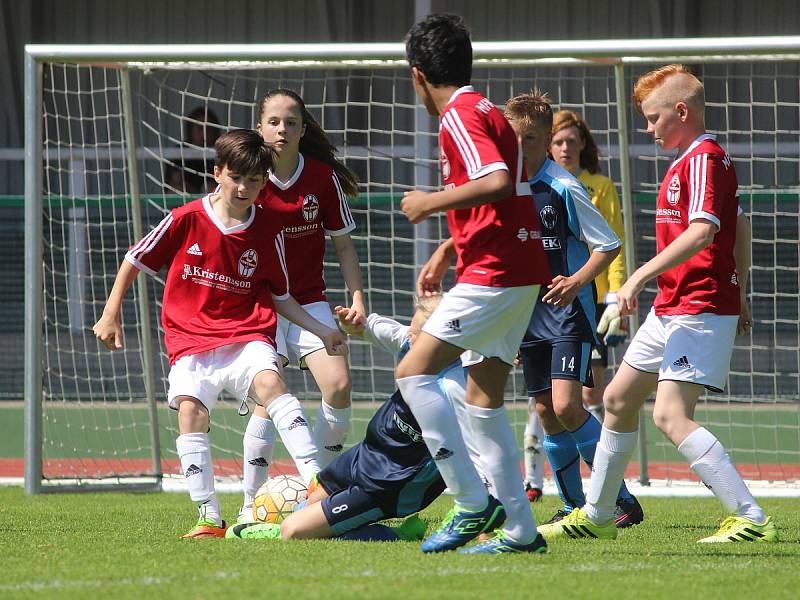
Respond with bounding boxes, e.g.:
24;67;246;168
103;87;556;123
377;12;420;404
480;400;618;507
448;109;483;174
274;231;290;297
442;111;479;175
332;172;355;230
128;212;173;262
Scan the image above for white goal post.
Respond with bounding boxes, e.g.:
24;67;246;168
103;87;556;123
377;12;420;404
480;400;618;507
23;38;800;494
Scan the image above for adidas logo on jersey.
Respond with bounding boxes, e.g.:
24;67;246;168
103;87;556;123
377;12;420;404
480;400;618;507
672;355;691;369
287;416;308;430
185;464;202;477
433;447;454;461
187;243;203;256
444;319;461;333
248;457;269;467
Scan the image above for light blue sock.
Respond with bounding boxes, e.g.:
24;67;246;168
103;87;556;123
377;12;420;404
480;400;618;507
570;414;633;502
543;431;584;511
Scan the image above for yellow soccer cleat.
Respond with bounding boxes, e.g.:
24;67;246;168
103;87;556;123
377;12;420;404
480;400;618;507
697;515;778;543
538;508;617;541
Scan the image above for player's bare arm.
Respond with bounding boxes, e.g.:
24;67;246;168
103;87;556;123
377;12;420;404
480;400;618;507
274;295;348;356
617;219;717;315
542;246;620;308
331;234;366;321
734;211;753;335
92;260;140;350
334;305;366;337
401;169;512;224
416;237;456;297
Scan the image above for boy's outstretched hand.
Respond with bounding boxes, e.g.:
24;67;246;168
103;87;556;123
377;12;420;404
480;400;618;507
334;305;366;337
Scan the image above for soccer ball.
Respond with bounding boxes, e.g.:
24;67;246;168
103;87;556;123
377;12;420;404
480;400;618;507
252;475;308;524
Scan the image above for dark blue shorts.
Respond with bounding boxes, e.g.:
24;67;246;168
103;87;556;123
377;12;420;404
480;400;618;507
320;485;388;536
519;339;594;396
317;443;444;535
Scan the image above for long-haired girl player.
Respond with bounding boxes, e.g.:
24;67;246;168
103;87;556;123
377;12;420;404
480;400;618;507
238;89;365;522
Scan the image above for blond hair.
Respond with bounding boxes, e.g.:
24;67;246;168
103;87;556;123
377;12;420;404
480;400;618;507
633;64;705;116
504;90;553;134
413;294;443;322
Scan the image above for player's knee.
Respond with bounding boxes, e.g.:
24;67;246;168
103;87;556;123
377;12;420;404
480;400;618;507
602;387;632;418
324;373;352;406
251;369;287;406
651;407;686;443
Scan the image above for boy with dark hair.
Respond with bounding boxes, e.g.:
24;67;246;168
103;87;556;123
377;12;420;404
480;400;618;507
397;14;550;554
94;129;346;538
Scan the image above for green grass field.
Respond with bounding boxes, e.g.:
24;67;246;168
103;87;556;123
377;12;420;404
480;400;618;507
1;488;798;599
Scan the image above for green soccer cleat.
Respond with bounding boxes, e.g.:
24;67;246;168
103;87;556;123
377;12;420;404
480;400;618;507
391;514;428;541
182;517;227;539
538;508;617;541
459;531;548;554
225;522;282;540
697;515;778;543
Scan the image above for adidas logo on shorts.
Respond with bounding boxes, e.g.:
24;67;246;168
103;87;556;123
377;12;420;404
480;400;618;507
287;416;308;430
672;355;691;369
433;447;454;461
185;464;202;477
248;457;269;467
444;319;461;333
187;243;203;256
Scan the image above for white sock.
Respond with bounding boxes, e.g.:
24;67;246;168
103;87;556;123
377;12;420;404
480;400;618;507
313;401;351;469
584;427;638;525
396;374;488;511
678;427;766;523
443;375;491;494
176;432;221;526
242;414;277;508
266;393;320;483
467;403;538;543
523;404;545;489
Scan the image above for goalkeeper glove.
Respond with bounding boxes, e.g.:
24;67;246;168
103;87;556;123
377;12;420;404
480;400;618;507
597;302;627;346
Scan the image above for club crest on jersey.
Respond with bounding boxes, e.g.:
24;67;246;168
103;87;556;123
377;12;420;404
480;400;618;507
301;195;319;222
238;249;258;278
667;173;681;206
441;153;451;180
539;205;558;230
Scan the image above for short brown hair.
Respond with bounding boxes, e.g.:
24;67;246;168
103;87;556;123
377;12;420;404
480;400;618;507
214;128;275;176
633;64;704;115
504;90;553;134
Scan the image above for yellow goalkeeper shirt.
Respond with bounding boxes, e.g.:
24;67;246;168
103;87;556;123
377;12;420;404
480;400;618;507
578;170;626;303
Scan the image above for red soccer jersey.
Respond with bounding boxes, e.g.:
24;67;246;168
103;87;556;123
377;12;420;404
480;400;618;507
256;154;356;305
653;134;740;315
439;87;549;287
125;196;290;365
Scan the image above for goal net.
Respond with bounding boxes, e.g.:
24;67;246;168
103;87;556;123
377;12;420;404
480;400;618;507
24;42;799;493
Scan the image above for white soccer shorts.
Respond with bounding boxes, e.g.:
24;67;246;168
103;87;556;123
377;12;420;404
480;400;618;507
167;340;282;411
623;309;738;392
276;301;339;369
422;283;540;366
